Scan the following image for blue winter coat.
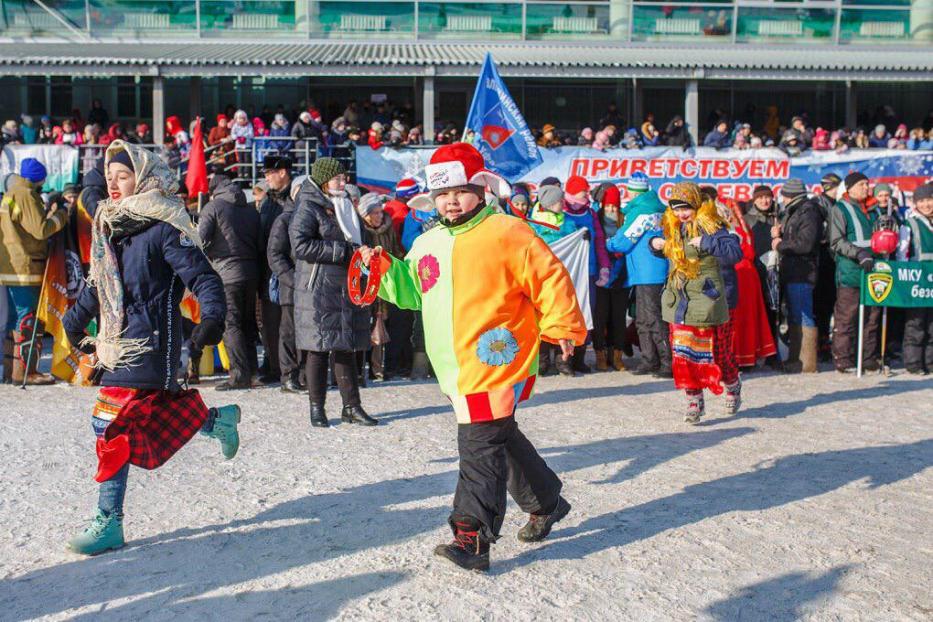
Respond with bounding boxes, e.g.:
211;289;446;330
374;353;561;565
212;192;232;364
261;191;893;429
563;205;601;275
607;192;669;287
63;221;226;391
702;228;743;310
401;208;438;251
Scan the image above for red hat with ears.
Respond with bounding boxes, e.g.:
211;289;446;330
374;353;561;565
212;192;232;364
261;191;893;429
409;143;510;211
601;184;621;207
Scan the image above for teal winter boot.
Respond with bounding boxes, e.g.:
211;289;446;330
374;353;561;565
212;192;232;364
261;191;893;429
67;508;125;556
201;405;241;460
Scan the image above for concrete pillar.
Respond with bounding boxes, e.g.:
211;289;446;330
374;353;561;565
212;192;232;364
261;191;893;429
845;80;857;129
153;74;165;145
412;76;422;123
423;72;435;145
189;76;202;122
685;79;699;146
632;78;643;126
609;0;630;40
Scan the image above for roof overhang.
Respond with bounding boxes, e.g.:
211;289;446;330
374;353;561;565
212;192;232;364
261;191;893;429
0;41;930;81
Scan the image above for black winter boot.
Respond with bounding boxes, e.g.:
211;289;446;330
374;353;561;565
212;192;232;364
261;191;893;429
571;346;591;374
309;402;329;428
341;405;378;426
434;519;490;572
538;343;553;376
517;496;571;543
281;372;304;394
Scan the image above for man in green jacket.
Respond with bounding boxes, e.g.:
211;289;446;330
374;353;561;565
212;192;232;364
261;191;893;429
0;158;66;384
829;172;883;373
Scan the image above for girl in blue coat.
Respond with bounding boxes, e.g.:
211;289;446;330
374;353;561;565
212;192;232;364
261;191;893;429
62;140;241;556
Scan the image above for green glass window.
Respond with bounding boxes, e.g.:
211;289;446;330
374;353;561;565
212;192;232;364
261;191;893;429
525;2;612;39
418;2;522;38
632;4;732;41
314;1;415;35
200;0;298;33
840;8;913;42
736;7;835;42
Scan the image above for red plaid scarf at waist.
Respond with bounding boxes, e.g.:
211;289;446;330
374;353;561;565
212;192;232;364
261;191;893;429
94;386;209;470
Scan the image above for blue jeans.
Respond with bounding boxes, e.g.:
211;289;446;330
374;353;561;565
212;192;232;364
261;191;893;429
785;282;816;328
91;409;217;516
92;416;129;516
5;286;40;331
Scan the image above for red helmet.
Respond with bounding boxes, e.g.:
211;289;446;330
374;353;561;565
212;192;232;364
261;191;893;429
871;229;898;255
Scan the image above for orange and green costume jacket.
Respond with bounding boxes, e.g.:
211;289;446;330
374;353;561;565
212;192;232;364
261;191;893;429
378;206;587;424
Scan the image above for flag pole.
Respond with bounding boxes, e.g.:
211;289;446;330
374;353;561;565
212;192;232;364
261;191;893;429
856;302;864;378
20;251;52;390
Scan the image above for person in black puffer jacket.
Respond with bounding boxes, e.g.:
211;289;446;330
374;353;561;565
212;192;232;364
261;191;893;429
773;179;823;373
289;157;375;428
267;175;303;393
198;172;261;390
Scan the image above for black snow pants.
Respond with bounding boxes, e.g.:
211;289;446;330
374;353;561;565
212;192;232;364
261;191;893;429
451;416;562;543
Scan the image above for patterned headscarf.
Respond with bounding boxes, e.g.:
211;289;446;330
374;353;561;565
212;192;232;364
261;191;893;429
86;140;203;371
661;181;726;283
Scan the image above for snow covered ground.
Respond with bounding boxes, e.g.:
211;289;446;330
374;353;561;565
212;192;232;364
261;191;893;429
1;364;931;621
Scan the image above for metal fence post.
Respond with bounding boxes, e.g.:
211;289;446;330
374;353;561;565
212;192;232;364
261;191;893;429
251;141;257;186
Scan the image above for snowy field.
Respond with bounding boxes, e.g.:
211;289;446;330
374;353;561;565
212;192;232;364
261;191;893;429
1;364;932;621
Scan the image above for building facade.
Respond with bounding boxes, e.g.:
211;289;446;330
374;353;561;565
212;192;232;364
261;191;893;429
0;0;931;142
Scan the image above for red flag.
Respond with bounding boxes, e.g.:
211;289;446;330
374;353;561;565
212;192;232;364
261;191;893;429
185;117;209;199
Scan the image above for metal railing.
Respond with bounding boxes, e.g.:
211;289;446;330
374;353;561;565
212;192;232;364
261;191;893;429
77;137;357;188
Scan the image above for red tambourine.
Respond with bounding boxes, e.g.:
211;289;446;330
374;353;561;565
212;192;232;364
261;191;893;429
348;247;390;306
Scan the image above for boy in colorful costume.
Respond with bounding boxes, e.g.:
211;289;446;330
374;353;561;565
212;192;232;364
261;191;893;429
62;141;241;555
358;144;587;571
649;181;743;423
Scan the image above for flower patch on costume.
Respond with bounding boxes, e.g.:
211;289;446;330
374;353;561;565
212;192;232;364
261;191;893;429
476;328;520;367
417;255;440;293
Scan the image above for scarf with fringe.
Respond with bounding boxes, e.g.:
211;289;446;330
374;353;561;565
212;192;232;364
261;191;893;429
86;140;203;372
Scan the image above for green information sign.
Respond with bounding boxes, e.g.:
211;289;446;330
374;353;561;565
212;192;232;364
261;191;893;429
861;260;933;308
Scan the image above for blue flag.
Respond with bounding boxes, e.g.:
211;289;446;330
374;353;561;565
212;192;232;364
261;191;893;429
465;53;542;181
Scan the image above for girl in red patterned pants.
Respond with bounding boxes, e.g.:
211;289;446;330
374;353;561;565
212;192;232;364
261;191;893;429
649;182;744;423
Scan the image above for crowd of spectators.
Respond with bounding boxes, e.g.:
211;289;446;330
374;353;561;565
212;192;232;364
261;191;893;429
4;99;932;166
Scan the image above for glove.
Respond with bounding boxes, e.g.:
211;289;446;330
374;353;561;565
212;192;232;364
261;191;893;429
67;330;95;355
856;249;875;272
191;318;225;350
595;267;611;288
581;229;591;241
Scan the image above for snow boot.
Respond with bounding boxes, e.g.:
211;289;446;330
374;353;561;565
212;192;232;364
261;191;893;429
309;402;329;428
684;392;705;424
785;325;803;373
595;349;610;372
67;508;124;556
632;361;658;376
654;362;673;379
341;405;378;426
724;378;742;415
517;496;571;543
2;332;13;384
571;346;591;374
555;352;575;377
409;352;431;380
280;372;304;394
538;343;554;376
201;405;241;459
12;329;54;385
800;327;818;373
612;350;627;372
185;355;200;386
434;518;490;572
